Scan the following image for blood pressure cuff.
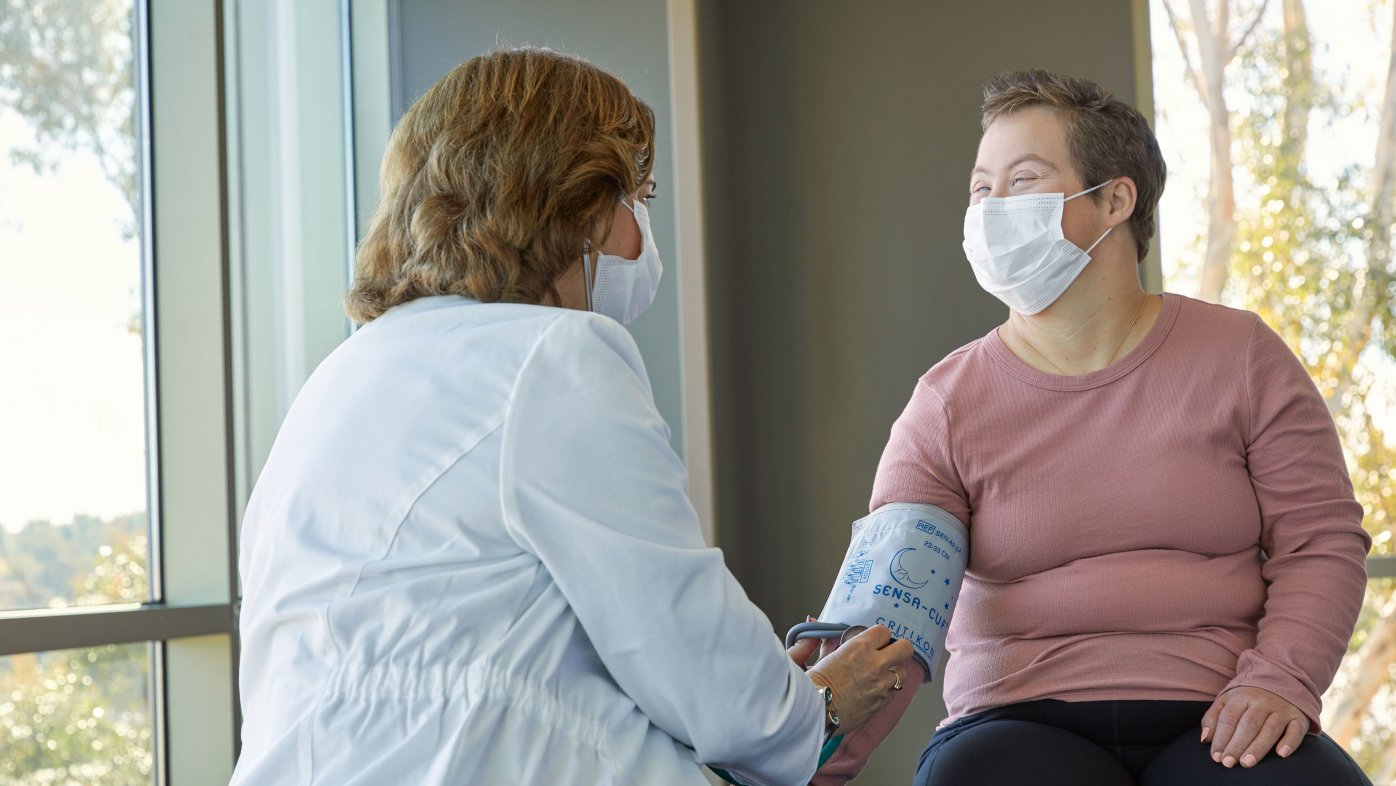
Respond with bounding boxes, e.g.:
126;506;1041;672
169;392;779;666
811;502;968;676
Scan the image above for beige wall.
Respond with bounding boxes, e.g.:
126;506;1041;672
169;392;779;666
698;2;1146;781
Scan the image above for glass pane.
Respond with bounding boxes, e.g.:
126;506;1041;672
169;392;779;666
0;0;151;609
1151;1;1396;781
0;643;154;785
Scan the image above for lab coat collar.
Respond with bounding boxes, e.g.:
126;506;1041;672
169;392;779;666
377;294;477;323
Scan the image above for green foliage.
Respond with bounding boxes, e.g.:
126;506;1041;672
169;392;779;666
0;645;153;786
0;514;148;610
0;527;153;784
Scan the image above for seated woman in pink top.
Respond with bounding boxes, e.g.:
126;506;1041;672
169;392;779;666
812;70;1374;786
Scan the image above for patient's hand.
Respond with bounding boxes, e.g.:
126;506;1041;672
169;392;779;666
1201;686;1307;769
804;625;915;735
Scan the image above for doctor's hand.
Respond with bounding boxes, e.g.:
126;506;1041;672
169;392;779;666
805;625;915;735
1201;686;1308;769
787;636;821;669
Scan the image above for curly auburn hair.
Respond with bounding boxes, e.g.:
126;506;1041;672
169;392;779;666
981;69;1167;262
346;48;655;323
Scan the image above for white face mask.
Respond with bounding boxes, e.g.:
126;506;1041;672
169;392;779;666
583;199;663;324
962;180;1114;315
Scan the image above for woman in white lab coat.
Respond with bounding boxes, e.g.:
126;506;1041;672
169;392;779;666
231;48;914;786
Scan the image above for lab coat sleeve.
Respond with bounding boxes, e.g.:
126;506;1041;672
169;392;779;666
499;313;822;786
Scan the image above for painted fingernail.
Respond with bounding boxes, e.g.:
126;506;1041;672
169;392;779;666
1241;754;1256;767
1223;756;1236;768
807;614;816;622
1278;745;1292;757
1200;727;1209;742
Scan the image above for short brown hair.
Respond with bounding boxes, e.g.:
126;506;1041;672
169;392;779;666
346;48;655;323
981;69;1166;262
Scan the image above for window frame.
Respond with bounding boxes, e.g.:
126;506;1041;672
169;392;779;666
0;1;240;781
1370;557;1396;579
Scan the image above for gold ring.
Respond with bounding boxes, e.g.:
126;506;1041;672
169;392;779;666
890;668;903;691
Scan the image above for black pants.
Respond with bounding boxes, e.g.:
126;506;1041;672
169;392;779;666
913;699;1372;786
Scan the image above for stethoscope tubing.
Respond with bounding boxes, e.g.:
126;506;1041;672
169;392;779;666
784;621;865;649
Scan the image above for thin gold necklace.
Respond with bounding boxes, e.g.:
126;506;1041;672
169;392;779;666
1010;295;1150;375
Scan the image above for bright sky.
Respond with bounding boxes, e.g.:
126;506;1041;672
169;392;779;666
0;110;148;533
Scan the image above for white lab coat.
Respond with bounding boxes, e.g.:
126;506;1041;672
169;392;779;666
231;296;821;786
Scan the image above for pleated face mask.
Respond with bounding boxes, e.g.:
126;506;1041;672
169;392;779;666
962;180;1113;315
586;199;663;325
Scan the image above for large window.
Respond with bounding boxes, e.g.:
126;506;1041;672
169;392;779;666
0;1;239;782
0;0;150;611
1151;0;1396;780
0;1;156;780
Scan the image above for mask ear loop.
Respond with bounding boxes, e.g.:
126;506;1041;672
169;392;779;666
1065;178;1115;202
1084;225;1115;255
1068;179;1118;256
581;241;596;313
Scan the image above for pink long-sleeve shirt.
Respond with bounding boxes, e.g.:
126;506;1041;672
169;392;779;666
813;293;1371;784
